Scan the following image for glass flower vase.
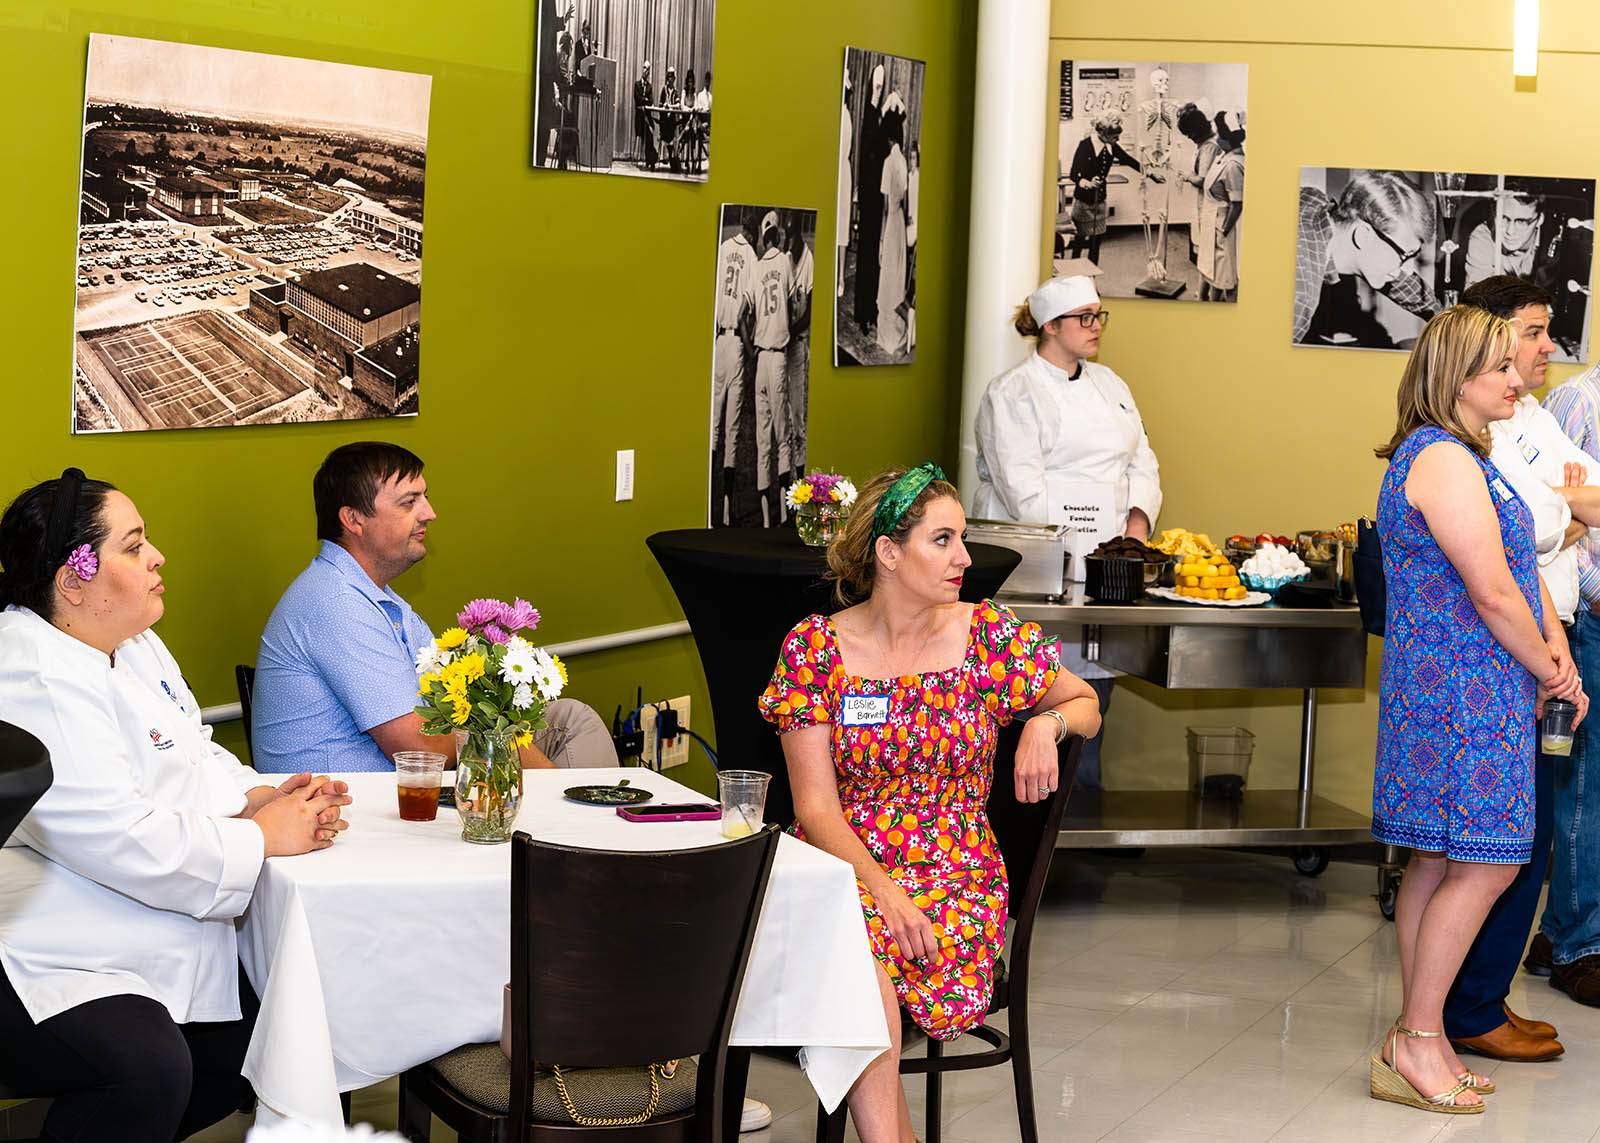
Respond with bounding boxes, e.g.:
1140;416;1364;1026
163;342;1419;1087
453;727;523;844
795;502;849;547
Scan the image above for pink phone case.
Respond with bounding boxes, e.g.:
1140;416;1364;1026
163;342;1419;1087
615;802;722;822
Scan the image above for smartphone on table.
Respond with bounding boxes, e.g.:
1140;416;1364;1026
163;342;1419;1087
615;802;721;822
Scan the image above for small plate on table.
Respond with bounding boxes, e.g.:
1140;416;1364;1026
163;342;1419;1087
563;784;654;806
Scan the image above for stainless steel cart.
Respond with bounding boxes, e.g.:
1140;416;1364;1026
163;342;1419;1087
1006;590;1395;902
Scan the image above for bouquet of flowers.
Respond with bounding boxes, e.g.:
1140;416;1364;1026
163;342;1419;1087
415;598;565;840
414;597;565;743
783;472;857;511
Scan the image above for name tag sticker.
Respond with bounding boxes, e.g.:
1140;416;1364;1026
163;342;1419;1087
840;694;890;726
1517;435;1541;464
1491;477;1515;502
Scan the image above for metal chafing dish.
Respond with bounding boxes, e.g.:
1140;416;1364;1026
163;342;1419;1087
965;519;1071;600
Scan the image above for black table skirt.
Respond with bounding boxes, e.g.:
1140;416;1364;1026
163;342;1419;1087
647;527;1022;824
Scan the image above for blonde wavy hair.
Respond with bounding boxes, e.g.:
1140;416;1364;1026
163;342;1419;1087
1376;304;1517;460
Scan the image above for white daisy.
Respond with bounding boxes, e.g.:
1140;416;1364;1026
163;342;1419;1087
498;636;537;684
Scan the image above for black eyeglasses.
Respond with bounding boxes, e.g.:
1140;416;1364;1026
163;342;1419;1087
1067;309;1110;329
1368;225;1421;267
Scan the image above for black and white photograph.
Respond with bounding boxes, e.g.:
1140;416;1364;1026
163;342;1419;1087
1294;167;1595;358
531;0;716;181
834;46;923;367
709;204;817;527
72;34;429;434
1053;60;1248;302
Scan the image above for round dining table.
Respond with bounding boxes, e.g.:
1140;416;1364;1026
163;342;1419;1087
237;767;890;1127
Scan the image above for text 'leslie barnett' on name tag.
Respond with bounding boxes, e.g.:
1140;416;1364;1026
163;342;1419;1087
840;694;891;726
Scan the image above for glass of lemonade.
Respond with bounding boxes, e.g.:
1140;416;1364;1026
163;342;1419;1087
716;770;771;839
1542;699;1577;758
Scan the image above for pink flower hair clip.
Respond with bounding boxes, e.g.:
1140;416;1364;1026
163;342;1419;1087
65;544;98;582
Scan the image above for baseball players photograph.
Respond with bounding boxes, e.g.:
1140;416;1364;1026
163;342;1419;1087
709;204;818;528
834;46;924;368
531;0;717;181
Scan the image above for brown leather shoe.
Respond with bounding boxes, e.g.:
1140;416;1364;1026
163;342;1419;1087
1551;953;1600;1006
1503;1003;1558;1040
1450;1021;1564;1061
1525;931;1554;977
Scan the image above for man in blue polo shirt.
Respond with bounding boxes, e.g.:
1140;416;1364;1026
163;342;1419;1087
252;441;481;772
251;441;590;773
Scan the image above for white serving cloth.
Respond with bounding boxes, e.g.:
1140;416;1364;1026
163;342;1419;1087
238;768;889;1125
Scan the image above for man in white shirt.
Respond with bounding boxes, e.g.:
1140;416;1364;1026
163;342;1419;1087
1447;277;1600;1060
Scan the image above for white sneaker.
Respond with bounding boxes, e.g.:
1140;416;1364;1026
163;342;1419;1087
740;1097;773;1132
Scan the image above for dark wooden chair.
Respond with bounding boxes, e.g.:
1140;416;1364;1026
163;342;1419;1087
398;825;781;1143
816;728;1085;1143
0;721;54;1109
234;664;255;761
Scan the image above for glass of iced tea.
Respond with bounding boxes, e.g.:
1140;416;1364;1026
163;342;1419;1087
717;770;771;839
394;751;448;822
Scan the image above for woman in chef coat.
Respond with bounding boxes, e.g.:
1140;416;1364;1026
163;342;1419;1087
0;469;350;1142
974;274;1163;787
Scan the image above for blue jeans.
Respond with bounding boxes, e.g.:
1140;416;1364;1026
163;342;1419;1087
1541;610;1600;964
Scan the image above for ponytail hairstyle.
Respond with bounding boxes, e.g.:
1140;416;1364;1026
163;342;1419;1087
1013;301;1043;340
0;470;119;620
825;466;961;605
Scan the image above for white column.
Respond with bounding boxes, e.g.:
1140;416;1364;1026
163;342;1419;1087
957;0;1051;505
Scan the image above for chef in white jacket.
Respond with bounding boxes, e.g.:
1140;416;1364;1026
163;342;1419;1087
973;275;1163;787
0;470;349;1143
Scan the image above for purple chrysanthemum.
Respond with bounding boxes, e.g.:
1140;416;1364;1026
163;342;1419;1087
503;598;541;632
482;623;511;645
457;598;509;634
64;543;98;582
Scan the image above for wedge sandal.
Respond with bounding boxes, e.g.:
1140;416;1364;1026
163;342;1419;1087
1369;1023;1485;1114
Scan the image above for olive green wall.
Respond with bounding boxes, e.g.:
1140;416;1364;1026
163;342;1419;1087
0;2;978;792
1045;1;1600;811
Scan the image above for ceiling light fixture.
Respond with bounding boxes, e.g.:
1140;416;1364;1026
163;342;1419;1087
1514;0;1540;77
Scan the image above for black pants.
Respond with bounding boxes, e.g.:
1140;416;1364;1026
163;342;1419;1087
0;962;257;1142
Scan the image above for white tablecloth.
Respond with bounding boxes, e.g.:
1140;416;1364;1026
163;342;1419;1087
237;768;889;1125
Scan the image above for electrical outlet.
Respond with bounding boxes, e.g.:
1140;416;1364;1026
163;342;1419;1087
641;696;691;769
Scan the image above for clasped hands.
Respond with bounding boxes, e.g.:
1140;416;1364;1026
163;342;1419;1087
245;773;352;856
1539;642;1589;729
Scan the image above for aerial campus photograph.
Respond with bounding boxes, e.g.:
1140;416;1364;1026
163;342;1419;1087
71;34;430;434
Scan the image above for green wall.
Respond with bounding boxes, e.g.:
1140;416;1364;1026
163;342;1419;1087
1;2;979;791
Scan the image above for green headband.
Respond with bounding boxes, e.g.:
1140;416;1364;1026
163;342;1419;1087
872;463;946;539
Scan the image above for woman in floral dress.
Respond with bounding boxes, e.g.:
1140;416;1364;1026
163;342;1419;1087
1370;306;1586;1115
760;464;1101;1143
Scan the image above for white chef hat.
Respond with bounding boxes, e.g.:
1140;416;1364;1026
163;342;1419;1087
1027;275;1100;325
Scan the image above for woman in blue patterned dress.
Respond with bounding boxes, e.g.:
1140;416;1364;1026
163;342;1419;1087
1371;305;1586;1114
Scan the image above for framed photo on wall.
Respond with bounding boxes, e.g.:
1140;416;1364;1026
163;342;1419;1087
1294;167;1595;359
709;204;817;527
1052;59;1248;303
531;0;718;181
835;46;924;367
72;34;431;434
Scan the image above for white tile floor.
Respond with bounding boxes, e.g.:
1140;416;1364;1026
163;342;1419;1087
181;848;1600;1143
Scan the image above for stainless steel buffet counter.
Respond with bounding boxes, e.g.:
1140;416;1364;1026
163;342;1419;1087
1001;587;1373;866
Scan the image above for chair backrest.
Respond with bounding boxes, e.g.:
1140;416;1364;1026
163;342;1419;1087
506;825;780;1080
0;721;53;848
985;723;1084;974
235;665;255;759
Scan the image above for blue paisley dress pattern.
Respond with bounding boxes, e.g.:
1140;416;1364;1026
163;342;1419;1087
1374;425;1539;863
